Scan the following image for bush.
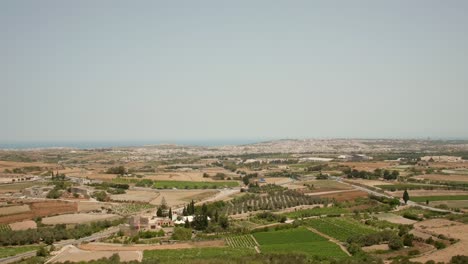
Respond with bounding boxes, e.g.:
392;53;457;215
450;255;468;264
389;236;404;250
171;227;192;241
403;234;414;247
408;249;420;256
434;241;446;249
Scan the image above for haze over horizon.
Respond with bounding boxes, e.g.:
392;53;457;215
2;1;468;142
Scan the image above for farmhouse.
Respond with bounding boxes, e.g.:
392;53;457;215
0;174;37;184
129;215;174;231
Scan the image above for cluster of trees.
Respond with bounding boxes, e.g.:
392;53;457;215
138;229;165;239
171;227;192;240
242;173;258;185
0;220;123;246
182;200;196;216
369;195;401;208
248;183;286;193
347;225;414;255
345;168;399;180
255;212;287;223
46;173;69;199
92;191;109;202
106;166;126;175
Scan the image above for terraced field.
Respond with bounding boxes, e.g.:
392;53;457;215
225;235;257;248
253;227;348;258
283;207;349;218
304;217;376;242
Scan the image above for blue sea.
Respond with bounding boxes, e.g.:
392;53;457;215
0;139;263;150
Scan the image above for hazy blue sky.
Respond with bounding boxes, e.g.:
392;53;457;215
1;1;468;143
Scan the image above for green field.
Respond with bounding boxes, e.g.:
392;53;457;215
153;180;238;189
225;235;257;248
0;224;12;232
0;246;39;258
253;227;348;258
304;217;376;242
143;247;255;263
283;207;349;218
411;195;468;202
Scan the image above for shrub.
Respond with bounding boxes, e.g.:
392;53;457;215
389;236;404;250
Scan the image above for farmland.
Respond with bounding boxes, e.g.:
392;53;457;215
410;195;468;203
0;223;11;232
225;235;257;248
304;217;376;242
143;247;255;263
283;206;349;218
153;180;238;189
42;213;120;225
0;245;39;258
253;227;348;258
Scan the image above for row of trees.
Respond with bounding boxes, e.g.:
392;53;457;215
224;190;327;215
0;220;123;246
346;168;399;180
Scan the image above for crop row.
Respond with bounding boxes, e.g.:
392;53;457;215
305;218;376;242
0;224;11;232
223;191;328;215
225;235;257;248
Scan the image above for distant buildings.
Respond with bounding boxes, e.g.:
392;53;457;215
420;156;463;162
0;174;37;184
337;154;373;161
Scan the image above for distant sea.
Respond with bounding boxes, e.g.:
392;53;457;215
0;139;262;150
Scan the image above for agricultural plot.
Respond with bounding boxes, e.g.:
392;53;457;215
143;247;255;263
253;227;348;258
0;223;11;232
304;217;376;242
410;195;468;202
283;206;349;218
0;245;39;258
112;203;154;215
224;191;326;215
153;180;238;189
225;235;257;248
42;213;120;225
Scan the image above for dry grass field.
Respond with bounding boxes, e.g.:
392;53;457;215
376;213;417;225
110;190;159;203
429;200;468;209
77;201;113;212
8;220;37;231
50;245;141;263
0;201;77;224
317;190;368;202
42;213;120;225
389;190;468;197
345;179;394;187
337;161;396;171
411;219;468;263
0;160;57;170
413;174;468;182
149;190;218;207
0;205;30;216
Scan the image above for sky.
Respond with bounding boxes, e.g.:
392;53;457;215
1;1;468;144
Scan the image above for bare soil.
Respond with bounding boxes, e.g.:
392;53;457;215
42;213;119;225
